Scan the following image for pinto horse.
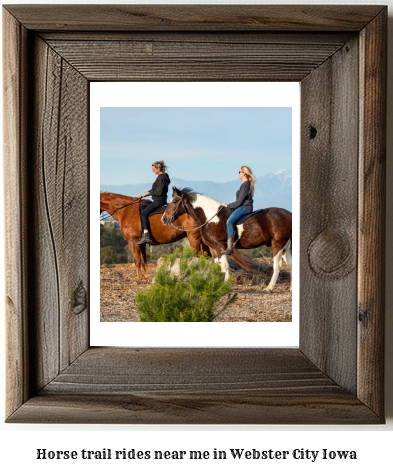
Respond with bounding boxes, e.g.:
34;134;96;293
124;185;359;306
100;191;213;282
162;187;292;292
100;191;261;282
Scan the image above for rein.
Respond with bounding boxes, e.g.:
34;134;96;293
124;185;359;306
100;197;141;221
169;195;224;231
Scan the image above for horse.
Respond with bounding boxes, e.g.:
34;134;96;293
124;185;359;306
162;187;292;292
100;191;213;282
100;191;261;282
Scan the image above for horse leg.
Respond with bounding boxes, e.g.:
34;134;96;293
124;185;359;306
200;241;212;257
140;244;149;282
212;243;230;280
187;230;211;257
211;248;219;263
219;254;230;280
128;239;142;282
266;241;285;293
201;240;228;277
282;240;292;290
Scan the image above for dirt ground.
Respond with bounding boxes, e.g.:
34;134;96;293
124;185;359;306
100;257;292;323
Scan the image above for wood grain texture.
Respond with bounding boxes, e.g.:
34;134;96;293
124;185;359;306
3;5;384;32
358;9;387;418
300;36;359;394
3;9;30;418
46;37;347;82
7;348;379;424
40;31;354;44
9;392;378;425
25;36;89;392
3;5;386;424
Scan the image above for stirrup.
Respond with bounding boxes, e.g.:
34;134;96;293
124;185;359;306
137;234;151;245
221;237;234;256
221;247;233;256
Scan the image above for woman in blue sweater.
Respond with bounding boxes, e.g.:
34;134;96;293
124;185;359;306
221;166;255;255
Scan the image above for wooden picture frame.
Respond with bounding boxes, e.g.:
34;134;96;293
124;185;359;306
3;5;386;424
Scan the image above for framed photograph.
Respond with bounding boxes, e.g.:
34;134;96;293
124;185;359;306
4;5;386;424
92;82;300;347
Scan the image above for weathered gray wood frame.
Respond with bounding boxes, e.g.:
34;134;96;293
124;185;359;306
3;5;386;424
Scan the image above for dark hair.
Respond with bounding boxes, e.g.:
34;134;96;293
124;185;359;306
152;160;167;173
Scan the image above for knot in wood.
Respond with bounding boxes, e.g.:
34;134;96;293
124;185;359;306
308;228;354;279
73;281;87;315
309;125;317;139
358;307;370;326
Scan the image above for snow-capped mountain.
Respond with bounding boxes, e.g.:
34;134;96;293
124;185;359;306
101;170;292;212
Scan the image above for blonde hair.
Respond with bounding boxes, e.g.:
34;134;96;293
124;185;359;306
152;160;168;173
240;166;255;196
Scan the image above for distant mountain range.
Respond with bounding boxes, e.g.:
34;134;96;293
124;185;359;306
101;169;292;212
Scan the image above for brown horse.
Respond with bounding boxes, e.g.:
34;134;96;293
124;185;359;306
100;191;213;282
162;187;292;292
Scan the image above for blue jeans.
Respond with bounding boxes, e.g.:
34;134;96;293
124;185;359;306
226;207;250;239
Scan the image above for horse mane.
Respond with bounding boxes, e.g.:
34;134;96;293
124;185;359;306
173;186;204;202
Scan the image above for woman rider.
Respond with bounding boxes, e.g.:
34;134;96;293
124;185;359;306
221;165;255;255
137;160;170;245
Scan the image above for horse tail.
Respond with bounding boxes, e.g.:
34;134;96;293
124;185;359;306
283;238;292;256
230;249;270;274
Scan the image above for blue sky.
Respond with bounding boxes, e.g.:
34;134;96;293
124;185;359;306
100;107;292;185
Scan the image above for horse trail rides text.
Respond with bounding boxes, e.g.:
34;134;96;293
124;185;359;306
36;448;357;462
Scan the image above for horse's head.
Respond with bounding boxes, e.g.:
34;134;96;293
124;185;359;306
161;187;188;225
100;192;108;214
100;192;109;218
100;191;118;212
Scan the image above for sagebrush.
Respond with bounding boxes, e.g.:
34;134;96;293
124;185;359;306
135;246;237;322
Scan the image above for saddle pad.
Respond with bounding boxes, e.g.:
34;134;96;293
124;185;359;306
236;208;264;225
140;200;168;217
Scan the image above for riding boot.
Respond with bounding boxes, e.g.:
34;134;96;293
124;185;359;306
221;237;234;256
137;232;151;245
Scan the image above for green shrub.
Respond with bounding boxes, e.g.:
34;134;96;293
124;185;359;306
146;238;188;261
100;221;189;264
135;247;237;322
100;222;133;264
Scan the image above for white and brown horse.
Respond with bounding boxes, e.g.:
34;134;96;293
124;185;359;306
162;187;292;292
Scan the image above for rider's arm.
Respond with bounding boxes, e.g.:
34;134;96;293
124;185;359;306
227;181;250;209
150;175;165;198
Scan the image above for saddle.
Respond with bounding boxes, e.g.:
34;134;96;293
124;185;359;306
235;208;265;226
232;209;265;242
139;199;168;217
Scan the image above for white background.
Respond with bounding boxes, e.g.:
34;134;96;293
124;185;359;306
1;0;392;472
91;82;300;347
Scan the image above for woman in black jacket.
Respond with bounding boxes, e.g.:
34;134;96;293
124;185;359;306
221;165;255;255
137;160;170;245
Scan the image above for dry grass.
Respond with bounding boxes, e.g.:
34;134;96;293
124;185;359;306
100;257;291;323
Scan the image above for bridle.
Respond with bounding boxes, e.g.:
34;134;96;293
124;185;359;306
100;197;141;221
167;194;224;231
